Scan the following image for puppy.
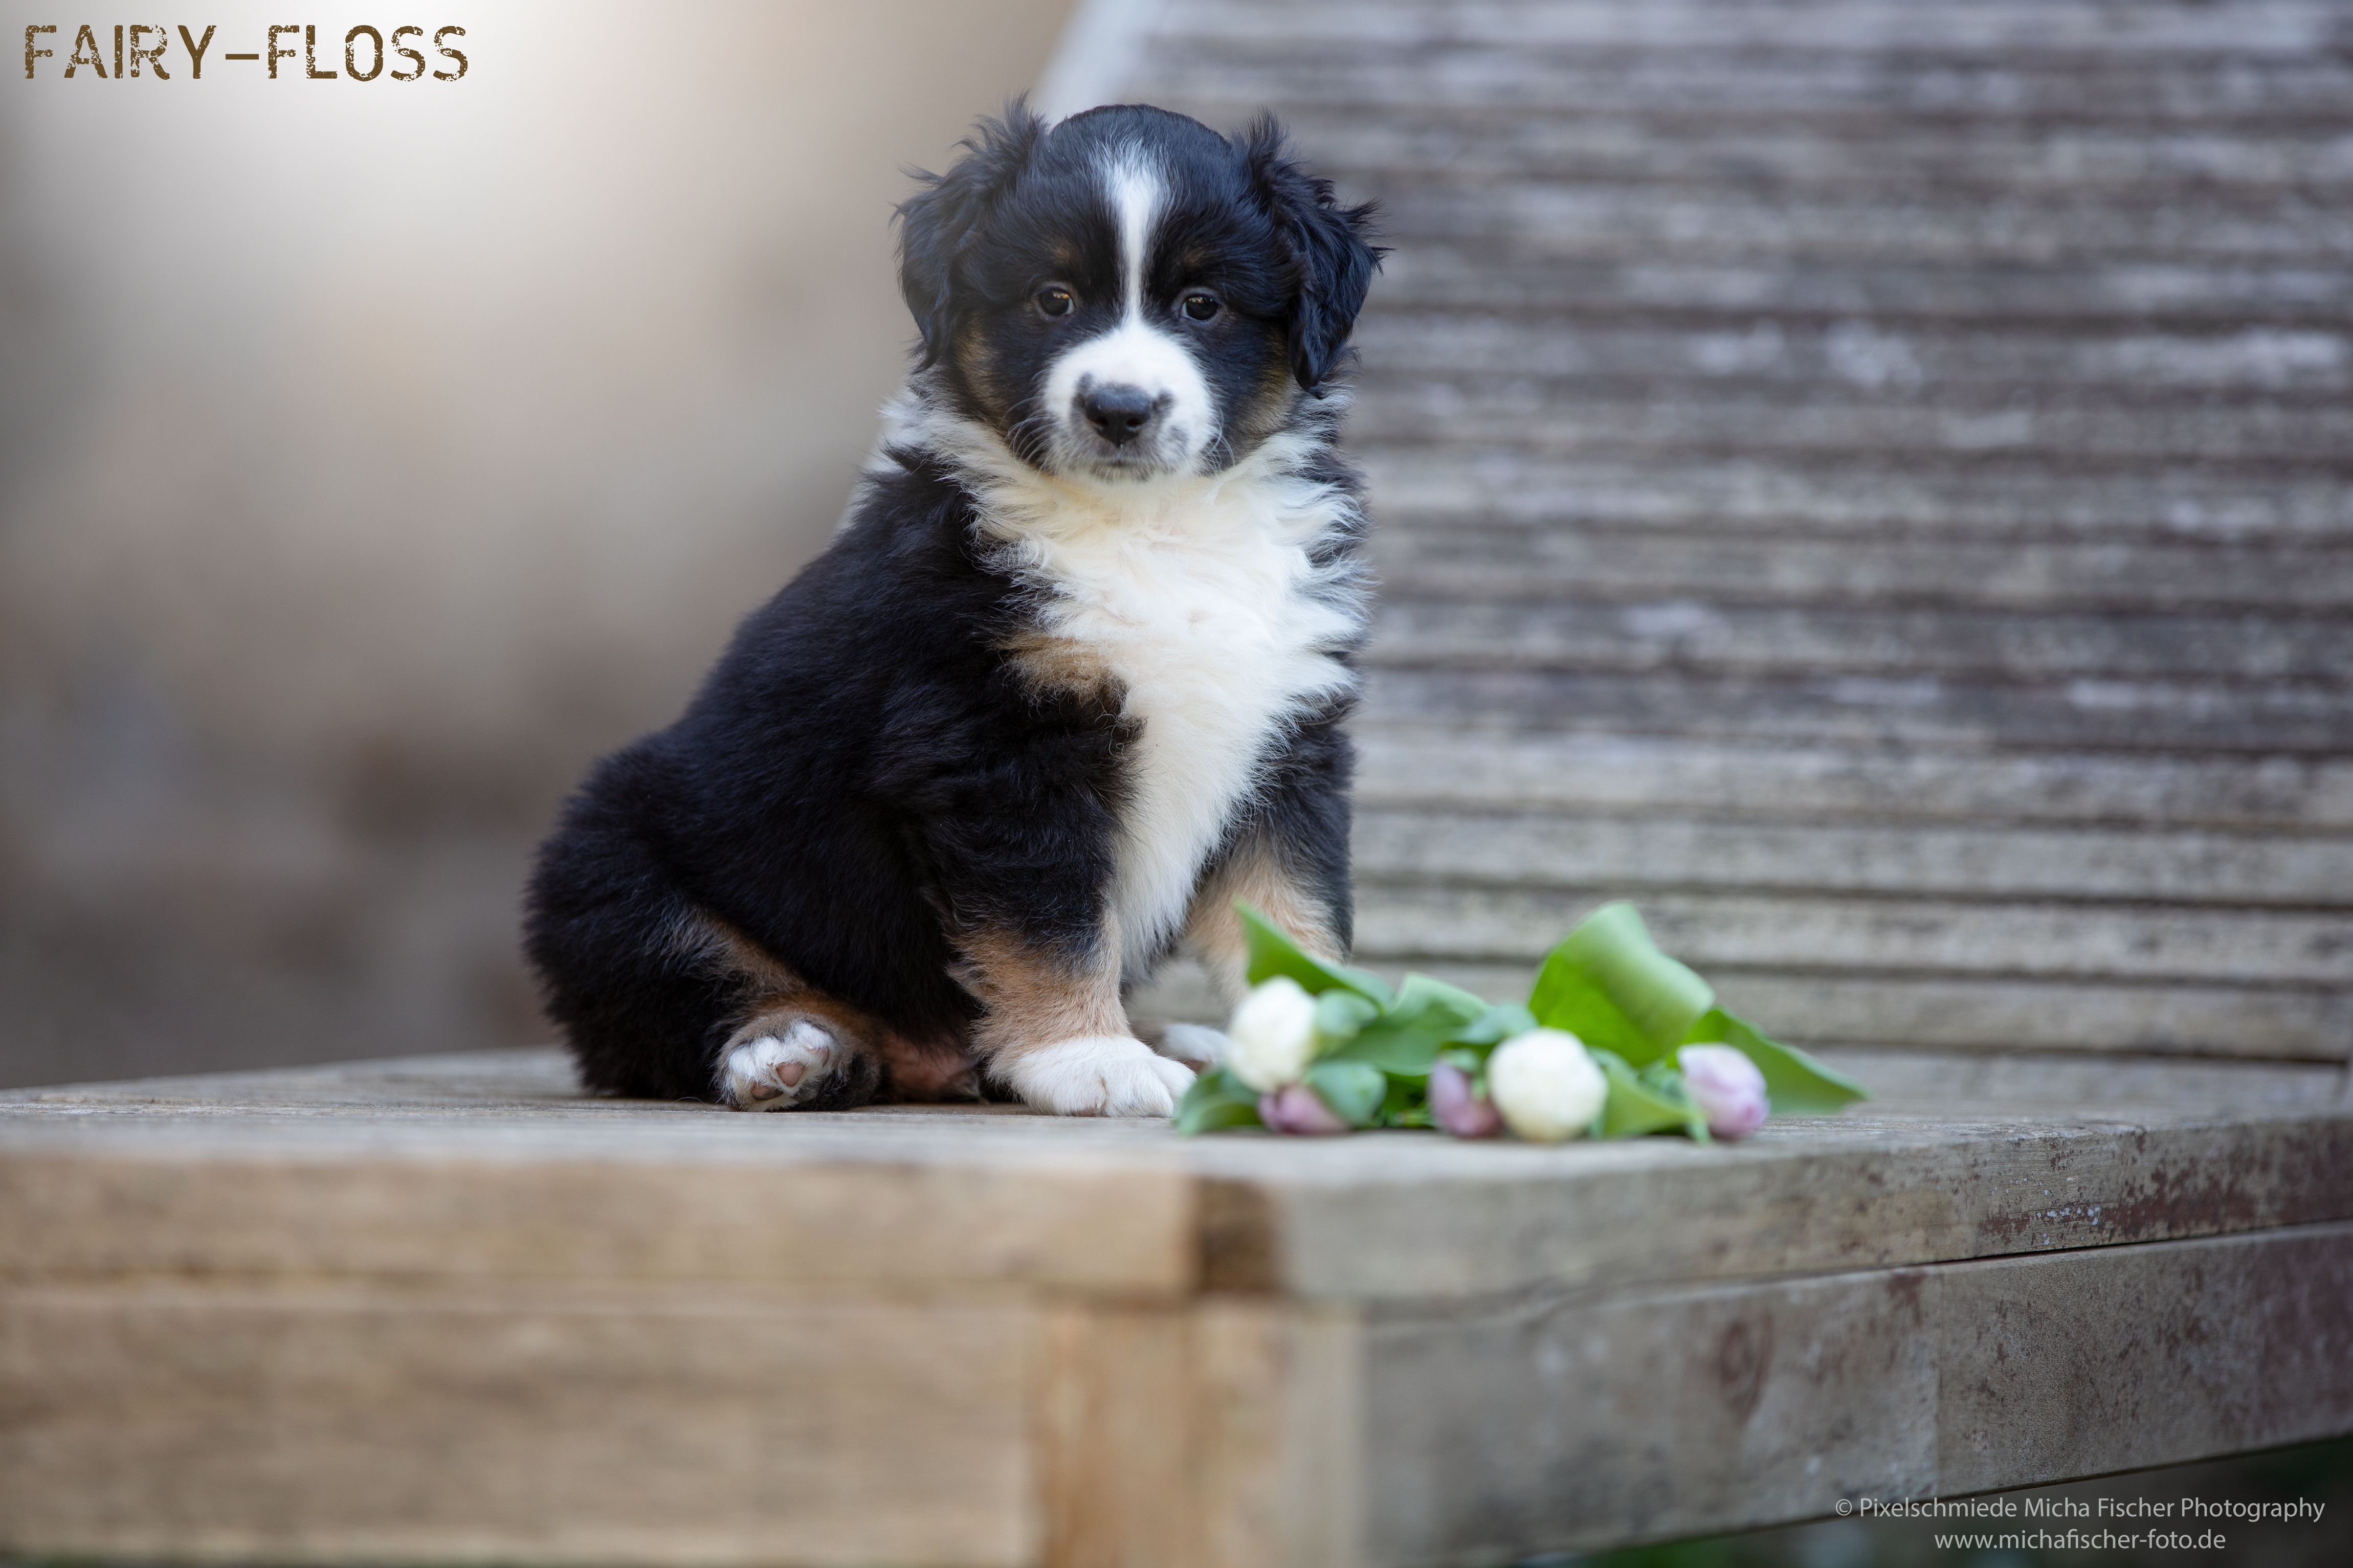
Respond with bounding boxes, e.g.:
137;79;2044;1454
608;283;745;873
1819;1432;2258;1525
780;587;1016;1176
523;103;1380;1115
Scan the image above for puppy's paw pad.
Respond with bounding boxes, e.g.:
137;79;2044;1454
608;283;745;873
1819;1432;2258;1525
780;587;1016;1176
1155;1023;1231;1069
1006;1035;1195;1118
721;1020;838;1110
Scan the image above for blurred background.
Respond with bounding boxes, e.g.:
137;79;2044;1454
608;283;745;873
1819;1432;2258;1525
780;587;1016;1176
0;1;1077;1089
8;0;2350;1096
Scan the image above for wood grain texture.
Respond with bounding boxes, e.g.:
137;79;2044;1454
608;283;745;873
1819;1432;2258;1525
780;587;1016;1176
1374;528;2353;614
1353;808;2353;906
1363;454;2353;543
1352;729;2353;830
0;1281;1037;1567
1154;2;2353;57
1360;1221;2353;1563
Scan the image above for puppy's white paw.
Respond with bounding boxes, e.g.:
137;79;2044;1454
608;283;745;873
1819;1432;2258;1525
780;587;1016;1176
1003;1035;1195;1117
720;1020;839;1110
1155;1023;1231;1069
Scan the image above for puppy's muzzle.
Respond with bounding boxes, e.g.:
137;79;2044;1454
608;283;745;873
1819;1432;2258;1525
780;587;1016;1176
1079;382;1170;450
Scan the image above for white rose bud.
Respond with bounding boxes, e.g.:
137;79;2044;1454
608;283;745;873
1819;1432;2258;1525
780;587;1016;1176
1225;976;1320;1092
1678;1044;1770;1139
1486;1028;1606;1143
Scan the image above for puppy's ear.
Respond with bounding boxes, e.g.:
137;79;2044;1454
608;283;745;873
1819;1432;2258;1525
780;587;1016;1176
1244;115;1384;392
896;100;1047;368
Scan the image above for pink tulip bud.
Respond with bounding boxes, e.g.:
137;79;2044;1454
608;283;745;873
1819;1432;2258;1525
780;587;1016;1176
1427;1060;1503;1138
1258;1083;1350;1136
1678;1044;1769;1139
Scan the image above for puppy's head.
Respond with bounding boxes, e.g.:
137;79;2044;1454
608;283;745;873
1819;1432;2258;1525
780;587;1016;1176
897;102;1381;483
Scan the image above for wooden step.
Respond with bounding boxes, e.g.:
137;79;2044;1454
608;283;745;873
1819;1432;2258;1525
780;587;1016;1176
5;1050;2350;1565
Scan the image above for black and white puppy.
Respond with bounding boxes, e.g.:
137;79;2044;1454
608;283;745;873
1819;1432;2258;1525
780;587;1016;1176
524;103;1380;1115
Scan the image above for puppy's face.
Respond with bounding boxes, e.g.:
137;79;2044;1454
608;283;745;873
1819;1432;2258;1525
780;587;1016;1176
898;106;1380;483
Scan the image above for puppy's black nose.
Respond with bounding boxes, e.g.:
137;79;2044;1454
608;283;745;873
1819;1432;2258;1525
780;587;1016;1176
1080;383;1158;446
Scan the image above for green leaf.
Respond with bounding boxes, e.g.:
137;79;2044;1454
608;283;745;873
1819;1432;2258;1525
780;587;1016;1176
1590;1048;1710;1141
1685;1008;1870;1116
1448;1001;1539;1049
1389;972;1492;1032
1324;1014;1452;1076
1528;902;1714;1066
1313;989;1381;1045
1524;967;1659;1064
1174;1067;1262;1135
1238;902;1395;1007
1305;1061;1388;1128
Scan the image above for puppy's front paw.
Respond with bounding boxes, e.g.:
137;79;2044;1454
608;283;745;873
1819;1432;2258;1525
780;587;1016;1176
1002;1035;1195;1117
1155;1023;1231;1069
720;1020;841;1110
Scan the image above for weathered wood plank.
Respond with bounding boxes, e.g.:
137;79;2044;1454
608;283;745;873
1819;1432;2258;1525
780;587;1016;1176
1204;1109;2353;1306
1352;729;2353;832
1365;185;2353;266
0;1282;1037;1567
1361;1222;2353;1563
1363;1264;1939;1561
1354;809;2353;906
1351;378;2353;465
1157;2;2353;58
1360;316;2353;395
0;1133;1196;1295
1933;1224;2353;1496
1373;528;2353;614
13;1054;2350;1304
1360;667;2353;754
1363;253;2353;328
1381;960;2351;1061
1352;885;2353;985
1356;882;2353;987
1363;453;2353;542
1367;600;2353;684
1140;54;2353;127
1292;120;2353;197
1038;1303;1362;1568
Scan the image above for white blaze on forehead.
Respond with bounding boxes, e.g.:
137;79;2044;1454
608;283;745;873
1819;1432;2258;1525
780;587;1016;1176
1108;151;1160;320
1039;145;1214;476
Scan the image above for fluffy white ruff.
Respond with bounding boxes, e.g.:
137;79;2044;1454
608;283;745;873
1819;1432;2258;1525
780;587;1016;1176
1003;1034;1196;1116
880;392;1368;980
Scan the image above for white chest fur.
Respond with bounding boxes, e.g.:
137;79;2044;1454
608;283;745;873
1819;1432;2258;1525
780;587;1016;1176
873;394;1370;975
954;438;1365;975
1025;501;1359;973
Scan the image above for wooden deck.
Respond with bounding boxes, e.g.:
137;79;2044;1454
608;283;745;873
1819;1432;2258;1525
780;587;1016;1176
4;1049;2349;1565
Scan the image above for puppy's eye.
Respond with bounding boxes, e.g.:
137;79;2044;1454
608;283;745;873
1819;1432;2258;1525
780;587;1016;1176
1035;287;1075;319
1182;293;1220;322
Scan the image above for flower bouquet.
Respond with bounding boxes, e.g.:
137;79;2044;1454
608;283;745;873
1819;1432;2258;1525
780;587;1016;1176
1175;901;1867;1140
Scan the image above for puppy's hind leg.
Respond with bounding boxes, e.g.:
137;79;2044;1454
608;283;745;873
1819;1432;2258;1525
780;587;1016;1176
716;1007;883;1112
685;919;887;1111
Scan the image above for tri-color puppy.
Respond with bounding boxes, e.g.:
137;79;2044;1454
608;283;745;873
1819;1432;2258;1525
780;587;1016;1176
524;102;1380;1115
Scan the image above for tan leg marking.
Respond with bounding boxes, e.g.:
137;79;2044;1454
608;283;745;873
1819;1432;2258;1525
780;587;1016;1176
1183;836;1345;1011
957;925;1130;1066
957;920;1193;1116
